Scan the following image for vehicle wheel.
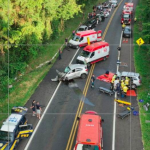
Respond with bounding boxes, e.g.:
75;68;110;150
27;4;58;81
65;77;69;81
81;73;87;79
131;84;136;89
109;93;112;96
102;90;105;93
103;56;106;61
76;45;79;49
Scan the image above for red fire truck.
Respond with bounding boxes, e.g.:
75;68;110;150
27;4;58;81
121;10;131;24
74;111;104;150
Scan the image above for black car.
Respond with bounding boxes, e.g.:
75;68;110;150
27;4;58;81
85;19;97;29
123;26;132;38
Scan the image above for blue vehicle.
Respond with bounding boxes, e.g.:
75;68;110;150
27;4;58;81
0;107;33;150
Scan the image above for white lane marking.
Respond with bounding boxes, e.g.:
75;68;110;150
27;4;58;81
24;47;80;150
112;31;123;150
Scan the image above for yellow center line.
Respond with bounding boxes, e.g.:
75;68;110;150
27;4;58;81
66;0;124;149
65;64;94;150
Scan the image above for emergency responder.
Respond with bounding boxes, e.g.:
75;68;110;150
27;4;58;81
110;74;117;90
122;85;128;97
122;23;126;30
125;76;130;86
134;17;137;22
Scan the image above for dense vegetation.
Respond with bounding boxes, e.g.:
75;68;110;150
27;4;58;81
134;0;150;149
0;0;96;101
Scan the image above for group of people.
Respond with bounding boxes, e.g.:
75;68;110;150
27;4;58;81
30;100;42;119
111;74;130;97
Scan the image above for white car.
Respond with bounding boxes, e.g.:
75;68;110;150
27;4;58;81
117;71;141;88
76;25;88;33
51;64;88;81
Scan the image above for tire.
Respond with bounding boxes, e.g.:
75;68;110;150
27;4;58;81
109;93;112;96
76;45;79;49
103;56;106;61
131;84;136;89
81;73;87;79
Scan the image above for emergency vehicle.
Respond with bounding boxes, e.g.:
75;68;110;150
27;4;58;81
0;107;33;150
123;3;134;14
76;41;109;66
69;30;102;49
74;111;104;150
121;10;131;24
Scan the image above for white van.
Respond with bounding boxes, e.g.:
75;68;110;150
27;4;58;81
69;30;102;49
76;41;109;66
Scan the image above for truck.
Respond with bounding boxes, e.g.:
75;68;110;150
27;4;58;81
69;30;102;49
121;10;131;24
123;3;134;14
0;107;33;150
76;41;109;66
74;111;104;150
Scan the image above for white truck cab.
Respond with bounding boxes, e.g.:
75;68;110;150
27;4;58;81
77;41;109;66
69;30;102;49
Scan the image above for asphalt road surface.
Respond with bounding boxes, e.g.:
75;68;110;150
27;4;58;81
16;0;143;150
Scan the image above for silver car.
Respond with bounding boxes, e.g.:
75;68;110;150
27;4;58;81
117;71;141;88
51;64;88;81
76;25;88;33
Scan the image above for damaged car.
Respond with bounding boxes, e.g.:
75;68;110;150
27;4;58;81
51;64;88;81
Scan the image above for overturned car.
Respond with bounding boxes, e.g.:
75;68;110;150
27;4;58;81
51;64;88;81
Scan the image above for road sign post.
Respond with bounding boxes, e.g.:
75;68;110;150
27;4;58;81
136;38;144;52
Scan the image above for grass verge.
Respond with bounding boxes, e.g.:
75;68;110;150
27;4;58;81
134;3;150;150
0;0;104;125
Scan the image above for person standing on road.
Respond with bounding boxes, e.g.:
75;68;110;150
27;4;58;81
91;74;96;88
72;30;75;37
114;77;119;91
65;38;68;46
58;48;62;60
36;102;42;120
30;100;36;116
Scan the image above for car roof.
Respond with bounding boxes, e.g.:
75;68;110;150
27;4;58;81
121;72;140;77
1;114;22;132
79;25;87;28
76;114;102;145
76;30;98;37
69;64;86;70
84;41;109;52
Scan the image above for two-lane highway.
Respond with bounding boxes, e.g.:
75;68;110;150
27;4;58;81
23;0;143;150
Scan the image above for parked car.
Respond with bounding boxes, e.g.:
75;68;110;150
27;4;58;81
76;25;88;33
111;1;118;8
85;18;97;29
51;64;88;81
123;26;132;38
117;71;141;88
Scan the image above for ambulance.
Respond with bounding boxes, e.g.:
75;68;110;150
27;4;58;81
76;41;109;66
0;107;33;150
123;3;134;14
74;111;104;150
69;30;102;49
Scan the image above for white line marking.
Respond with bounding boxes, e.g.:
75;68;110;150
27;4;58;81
24;47;80;150
112;31;123;150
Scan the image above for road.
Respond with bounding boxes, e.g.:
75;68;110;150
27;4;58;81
16;0;143;150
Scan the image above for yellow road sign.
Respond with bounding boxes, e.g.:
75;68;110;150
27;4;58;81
136;38;144;46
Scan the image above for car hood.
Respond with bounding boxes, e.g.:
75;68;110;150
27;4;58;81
77;55;86;62
69;39;78;45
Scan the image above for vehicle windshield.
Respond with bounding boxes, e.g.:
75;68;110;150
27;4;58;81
80;51;90;57
78;28;85;31
64;66;71;73
76;144;99;150
0;131;13;142
72;35;80;41
123;14;129;19
124;28;131;32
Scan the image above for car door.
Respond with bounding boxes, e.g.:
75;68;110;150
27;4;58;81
89;52;96;62
18;124;33;139
66;69;78;80
75;68;83;78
